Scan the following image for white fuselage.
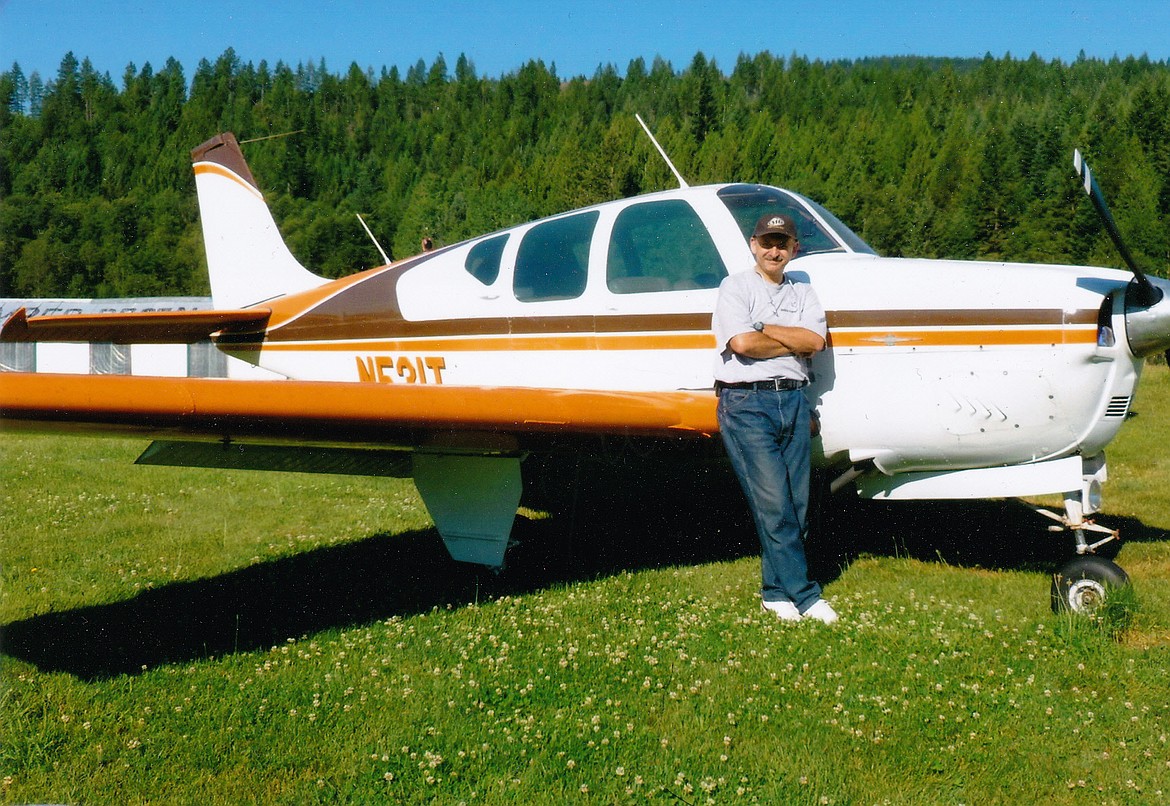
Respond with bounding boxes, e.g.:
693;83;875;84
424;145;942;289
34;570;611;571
234;183;1140;481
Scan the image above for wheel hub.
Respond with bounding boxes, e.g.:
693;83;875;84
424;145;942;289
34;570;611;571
1067;578;1108;613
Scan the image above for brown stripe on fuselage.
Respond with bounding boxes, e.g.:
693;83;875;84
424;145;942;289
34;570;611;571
228;331;718;353
252;300;1099;345
261;251;454;338
260;306;716;344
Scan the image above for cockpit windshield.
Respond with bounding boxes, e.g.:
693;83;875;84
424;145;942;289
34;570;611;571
717;184;877;257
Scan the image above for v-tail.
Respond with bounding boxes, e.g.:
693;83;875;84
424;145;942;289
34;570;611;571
191;133;328;309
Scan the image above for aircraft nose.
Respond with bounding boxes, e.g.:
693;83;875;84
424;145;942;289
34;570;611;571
1124;275;1170;357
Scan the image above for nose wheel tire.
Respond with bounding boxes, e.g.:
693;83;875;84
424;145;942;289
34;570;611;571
1050;556;1130;615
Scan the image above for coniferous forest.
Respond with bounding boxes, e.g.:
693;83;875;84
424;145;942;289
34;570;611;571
2;49;1169;298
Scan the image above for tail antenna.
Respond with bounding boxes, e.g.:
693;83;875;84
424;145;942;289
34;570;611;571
636;113;689;189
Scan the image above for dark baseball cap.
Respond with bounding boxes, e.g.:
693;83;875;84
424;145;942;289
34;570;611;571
752;213;798;240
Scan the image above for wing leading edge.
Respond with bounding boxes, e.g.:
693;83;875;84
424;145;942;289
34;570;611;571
0;373;719;442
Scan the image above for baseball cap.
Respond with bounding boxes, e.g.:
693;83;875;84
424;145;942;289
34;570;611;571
752;213;798;240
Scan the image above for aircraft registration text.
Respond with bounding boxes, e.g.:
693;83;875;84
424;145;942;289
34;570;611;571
356;355;446;384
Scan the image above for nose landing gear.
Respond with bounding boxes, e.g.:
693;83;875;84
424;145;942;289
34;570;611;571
1025;466;1132;615
1050;555;1130;614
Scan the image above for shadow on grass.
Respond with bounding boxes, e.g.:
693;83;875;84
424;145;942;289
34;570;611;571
814;497;1167;575
4;465;1165;681
0;468;759;681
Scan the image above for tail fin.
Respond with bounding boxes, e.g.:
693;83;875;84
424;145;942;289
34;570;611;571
191;133;326;309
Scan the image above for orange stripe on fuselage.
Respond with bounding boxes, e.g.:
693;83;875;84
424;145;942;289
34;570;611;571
193;163;264;200
829;326;1098;348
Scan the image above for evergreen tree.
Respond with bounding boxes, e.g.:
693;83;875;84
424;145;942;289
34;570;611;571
3;51;1170;297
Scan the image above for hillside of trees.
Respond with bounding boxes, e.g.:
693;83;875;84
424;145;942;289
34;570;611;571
2;49;1169;297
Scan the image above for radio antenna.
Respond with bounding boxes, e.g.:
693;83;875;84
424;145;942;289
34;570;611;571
239;129;306;145
635;113;689;189
355;213;391;265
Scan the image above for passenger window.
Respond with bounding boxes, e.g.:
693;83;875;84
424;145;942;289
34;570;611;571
607;200;727;293
514;212;598;302
465;234;507;285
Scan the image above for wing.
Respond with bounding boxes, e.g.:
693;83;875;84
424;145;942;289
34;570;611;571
0;307;270;344
0;373;719;443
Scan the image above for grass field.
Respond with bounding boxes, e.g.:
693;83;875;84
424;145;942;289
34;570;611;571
3;366;1170;803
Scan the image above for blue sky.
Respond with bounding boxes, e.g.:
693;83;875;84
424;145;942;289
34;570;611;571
2;0;1169;84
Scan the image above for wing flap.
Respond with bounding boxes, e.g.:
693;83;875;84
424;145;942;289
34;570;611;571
0;307;270;344
137;440;415;476
0;374;719;442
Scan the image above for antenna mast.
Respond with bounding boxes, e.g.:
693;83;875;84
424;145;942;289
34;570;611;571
355;213;391;265
635;113;689;189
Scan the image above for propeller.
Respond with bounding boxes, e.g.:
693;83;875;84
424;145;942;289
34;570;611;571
1073;149;1163;308
1073;149;1170;365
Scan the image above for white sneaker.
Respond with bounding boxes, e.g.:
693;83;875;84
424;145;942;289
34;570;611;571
802;599;839;625
761;599;802;622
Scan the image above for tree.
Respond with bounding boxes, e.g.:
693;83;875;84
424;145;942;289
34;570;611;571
3;51;1170;298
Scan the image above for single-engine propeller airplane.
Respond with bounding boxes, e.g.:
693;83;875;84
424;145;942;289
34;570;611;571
4;129;1169;614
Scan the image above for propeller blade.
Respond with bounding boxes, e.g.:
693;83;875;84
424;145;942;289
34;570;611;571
1073;149;1163;307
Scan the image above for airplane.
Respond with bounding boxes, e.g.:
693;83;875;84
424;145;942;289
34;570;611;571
4;130;1169;616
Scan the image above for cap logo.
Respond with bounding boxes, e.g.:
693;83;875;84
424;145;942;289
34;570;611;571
767;216;786;228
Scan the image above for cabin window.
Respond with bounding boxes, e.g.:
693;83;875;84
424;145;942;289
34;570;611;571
514;211;598;302
465;234;507;285
607;200;728;293
717;184;877;256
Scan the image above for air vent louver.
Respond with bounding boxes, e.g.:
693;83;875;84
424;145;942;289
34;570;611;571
1105;396;1131;418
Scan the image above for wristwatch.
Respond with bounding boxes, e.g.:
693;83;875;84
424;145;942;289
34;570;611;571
752;321;765;332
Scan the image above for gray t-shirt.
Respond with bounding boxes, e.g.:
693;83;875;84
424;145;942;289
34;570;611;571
712;269;827;384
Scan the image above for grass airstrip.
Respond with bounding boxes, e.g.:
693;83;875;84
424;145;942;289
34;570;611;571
3;366;1170;803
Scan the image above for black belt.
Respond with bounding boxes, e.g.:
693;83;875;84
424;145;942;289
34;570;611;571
716;378;807;392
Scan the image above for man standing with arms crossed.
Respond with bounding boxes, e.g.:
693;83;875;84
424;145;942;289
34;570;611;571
713;213;838;624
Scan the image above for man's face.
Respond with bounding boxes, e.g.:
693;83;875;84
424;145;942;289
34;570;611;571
751;233;798;280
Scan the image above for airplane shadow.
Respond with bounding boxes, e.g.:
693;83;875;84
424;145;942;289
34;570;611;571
0;472;760;682
806;493;1167;583
4;474;1164;681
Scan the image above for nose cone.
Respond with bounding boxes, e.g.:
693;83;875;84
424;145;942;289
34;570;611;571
1125;276;1170;357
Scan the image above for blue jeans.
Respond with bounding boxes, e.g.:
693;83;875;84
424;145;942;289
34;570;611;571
717;387;821;612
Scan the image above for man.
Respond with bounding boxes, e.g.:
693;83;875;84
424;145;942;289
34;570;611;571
712;213;838;624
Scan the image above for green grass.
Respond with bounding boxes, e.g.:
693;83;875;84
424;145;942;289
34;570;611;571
4;366;1170;803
